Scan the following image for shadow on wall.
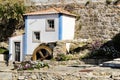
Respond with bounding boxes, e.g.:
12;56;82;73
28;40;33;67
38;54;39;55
98;33;120;59
85;32;120;59
112;33;120;52
68;33;120;65
70;33;120;59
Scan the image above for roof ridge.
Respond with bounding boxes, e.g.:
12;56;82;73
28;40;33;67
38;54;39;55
23;7;76;17
52;7;63;13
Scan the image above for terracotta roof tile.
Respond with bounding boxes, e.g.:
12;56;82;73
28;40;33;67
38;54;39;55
24;8;76;17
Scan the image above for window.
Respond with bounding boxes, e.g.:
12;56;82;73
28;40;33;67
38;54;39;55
32;31;40;42
46;19;55;31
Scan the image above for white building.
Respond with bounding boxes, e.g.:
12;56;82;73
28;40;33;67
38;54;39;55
9;8;76;61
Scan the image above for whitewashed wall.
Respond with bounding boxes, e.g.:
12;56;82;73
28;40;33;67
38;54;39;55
25;14;59;55
62;15;75;40
9;35;23;61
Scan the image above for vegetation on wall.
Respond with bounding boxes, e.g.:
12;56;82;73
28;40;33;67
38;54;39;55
0;47;8;54
55;54;72;61
79;33;120;59
0;0;25;42
13;61;49;71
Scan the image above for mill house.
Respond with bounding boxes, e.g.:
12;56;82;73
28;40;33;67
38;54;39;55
9;8;76;61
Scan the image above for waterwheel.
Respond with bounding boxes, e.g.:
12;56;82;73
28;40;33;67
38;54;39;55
32;45;53;61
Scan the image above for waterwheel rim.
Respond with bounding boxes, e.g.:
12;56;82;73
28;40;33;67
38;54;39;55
32;45;52;61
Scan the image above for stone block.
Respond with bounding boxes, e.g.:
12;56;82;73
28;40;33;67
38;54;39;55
0;54;5;61
0;73;12;80
18;76;25;80
24;55;32;61
31;75;37;79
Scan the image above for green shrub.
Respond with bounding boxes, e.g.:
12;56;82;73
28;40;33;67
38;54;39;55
35;62;49;69
0;48;8;54
14;61;49;71
55;54;72;61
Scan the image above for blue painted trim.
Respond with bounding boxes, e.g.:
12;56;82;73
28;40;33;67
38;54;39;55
24;16;28;55
58;13;62;40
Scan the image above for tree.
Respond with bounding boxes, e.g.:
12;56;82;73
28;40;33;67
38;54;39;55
0;0;25;42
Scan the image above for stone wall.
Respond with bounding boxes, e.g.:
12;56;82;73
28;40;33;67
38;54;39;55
9;66;120;80
74;2;120;40
53;41;67;58
13;71;110;80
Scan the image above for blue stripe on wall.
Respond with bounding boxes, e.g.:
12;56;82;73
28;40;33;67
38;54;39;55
24;16;28;55
58;13;62;40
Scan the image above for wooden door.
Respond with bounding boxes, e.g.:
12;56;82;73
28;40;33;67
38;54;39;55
14;42;20;61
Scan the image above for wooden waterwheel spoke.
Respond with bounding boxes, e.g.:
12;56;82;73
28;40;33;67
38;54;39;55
38;50;45;58
32;45;53;61
44;52;49;58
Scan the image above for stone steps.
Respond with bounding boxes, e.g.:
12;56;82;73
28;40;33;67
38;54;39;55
102;58;120;68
